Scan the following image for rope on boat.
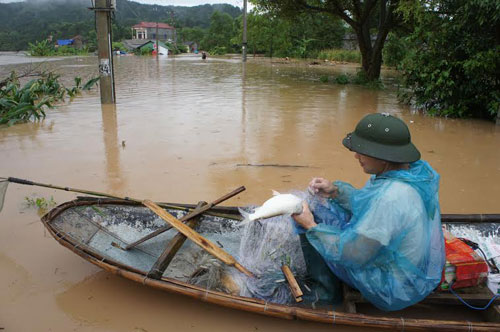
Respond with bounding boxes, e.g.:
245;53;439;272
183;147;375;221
450;281;500;310
400;317;405;332
263;301;268;312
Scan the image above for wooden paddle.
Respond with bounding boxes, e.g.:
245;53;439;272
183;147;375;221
147;201;207;280
143;199;254;278
124;186;245;250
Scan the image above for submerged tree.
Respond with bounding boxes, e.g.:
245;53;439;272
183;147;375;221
253;0;400;80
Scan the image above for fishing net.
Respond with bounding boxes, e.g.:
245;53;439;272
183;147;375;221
226;191;347;305
229;212;308;304
189;190;349;305
0;180;9;213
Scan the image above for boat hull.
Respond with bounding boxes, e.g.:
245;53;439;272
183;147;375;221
41;198;500;331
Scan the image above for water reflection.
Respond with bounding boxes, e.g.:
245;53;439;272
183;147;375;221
101;104;125;194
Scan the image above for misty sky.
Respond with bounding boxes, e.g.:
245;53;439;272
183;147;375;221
0;0;247;8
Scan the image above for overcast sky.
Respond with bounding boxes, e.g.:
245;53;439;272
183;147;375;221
0;0;248;8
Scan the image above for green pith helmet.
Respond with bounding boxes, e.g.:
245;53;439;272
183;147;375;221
342;113;421;163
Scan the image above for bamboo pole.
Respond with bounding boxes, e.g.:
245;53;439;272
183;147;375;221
5;177;245;220
143;199;254;278
281;265;303;302
125;186;245;250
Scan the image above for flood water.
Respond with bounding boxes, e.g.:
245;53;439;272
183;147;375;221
1;53;499;332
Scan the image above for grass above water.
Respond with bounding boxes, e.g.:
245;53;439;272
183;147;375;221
317;49;361;63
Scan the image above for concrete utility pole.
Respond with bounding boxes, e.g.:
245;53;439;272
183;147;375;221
156;23;159;54
92;0;116;104
154;6;159;55
242;0;247;62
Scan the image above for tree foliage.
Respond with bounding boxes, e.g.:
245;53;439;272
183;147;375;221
201;11;236;52
178;27;206;46
252;0;401;80
232;9;345;58
398;0;500;119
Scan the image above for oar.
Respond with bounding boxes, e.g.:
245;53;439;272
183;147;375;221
143;199;255;278
124;186;245;250
3;176;145;204
0;176;239;214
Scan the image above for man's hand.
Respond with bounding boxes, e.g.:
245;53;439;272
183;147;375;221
308;177;338;198
292;202;317;230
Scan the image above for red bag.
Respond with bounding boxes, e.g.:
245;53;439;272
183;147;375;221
439;230;488;290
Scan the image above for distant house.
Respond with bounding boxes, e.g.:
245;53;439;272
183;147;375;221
138;40;169;55
56;39;73;47
55;35;84;49
183;41;198;53
132;22;176;42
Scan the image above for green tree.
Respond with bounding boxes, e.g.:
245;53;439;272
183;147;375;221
233;11;290;57
398;0;499;119
179;27;206;45
233;10;345;58
252;0;401;80
201;11;236;53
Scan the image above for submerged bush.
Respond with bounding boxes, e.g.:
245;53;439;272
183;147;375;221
25;195;56;210
352;71;383;88
28;40;54;56
335;74;349;84
209;46;227;55
0;71;99;125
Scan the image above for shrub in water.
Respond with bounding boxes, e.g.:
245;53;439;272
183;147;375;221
335;74;349;84
0;71;99;125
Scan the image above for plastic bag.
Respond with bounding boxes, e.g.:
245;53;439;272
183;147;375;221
305;160;445;311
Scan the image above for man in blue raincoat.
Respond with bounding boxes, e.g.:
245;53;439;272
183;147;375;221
292;113;445;311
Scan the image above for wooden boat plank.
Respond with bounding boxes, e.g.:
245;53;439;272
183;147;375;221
344;284;500;307
484;305;500;324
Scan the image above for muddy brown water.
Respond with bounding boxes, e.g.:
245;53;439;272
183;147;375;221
1;53;499;332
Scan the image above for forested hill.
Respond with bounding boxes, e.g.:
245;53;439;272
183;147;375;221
0;0;241;51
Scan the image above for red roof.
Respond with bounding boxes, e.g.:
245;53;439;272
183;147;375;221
132;22;175;29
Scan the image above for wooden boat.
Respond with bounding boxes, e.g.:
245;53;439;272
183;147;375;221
41;197;500;331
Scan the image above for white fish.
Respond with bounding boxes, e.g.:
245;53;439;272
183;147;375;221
247;190;303;221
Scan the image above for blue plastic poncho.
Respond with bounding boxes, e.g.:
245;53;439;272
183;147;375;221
305;160;445;311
